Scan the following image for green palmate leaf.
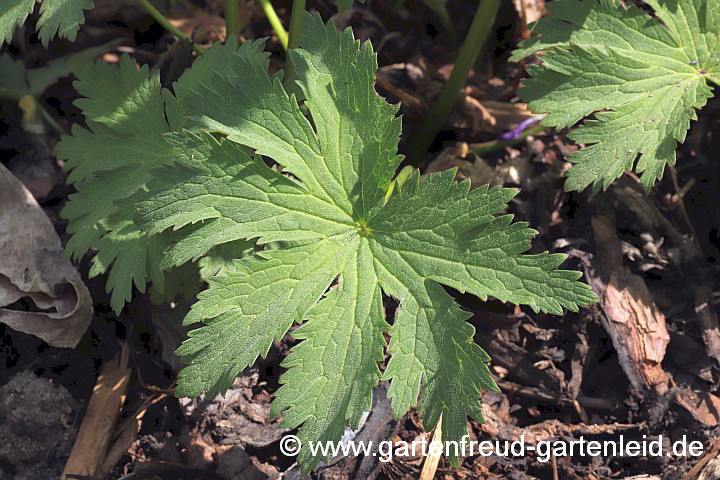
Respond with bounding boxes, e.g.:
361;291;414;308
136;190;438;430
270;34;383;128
127;13;597;472
511;0;720;192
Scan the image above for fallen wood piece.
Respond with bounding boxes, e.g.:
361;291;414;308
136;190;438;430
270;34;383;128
681;438;720;480
100;392;168;476
61;344;131;480
590;208;671;396
613;178;720;371
588;196;720;426
481;405;638;444
419;414;443;480
99;416;139;476
674;388;720;427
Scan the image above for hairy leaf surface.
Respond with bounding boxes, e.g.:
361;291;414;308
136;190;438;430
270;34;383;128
127;13;598;471
512;0;719;191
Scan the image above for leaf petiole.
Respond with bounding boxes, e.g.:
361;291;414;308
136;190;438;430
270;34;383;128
134;0;204;54
409;0;501;164
258;0;289;50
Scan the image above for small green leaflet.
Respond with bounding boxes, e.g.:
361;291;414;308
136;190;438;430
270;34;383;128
0;0;35;46
511;0;719;192
121;13;596;472
0;0;94;47
36;0;93;46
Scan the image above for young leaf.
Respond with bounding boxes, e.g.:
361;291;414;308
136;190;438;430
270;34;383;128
132;13;597;472
511;0;719;192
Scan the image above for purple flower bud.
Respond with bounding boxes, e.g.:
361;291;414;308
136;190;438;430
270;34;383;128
500;116;543;140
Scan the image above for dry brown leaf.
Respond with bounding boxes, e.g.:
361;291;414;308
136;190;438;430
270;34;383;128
0;164;92;348
426;143;494;187
452;93;538;136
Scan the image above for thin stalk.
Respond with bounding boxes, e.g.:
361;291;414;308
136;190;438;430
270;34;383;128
135;0;204;54
287;0;306;50
283;0;306;80
259;0;289;50
225;0;240;39
38;103;65;134
469;126;547;156
408;0;501;164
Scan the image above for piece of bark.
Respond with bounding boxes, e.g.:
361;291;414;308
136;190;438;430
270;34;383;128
567;320;589;400
480;406;638;445
61;345;131;479
99;416;140;477
613;178;720;371
589;199;720;426
590;208;670;396
215;446;268;480
667;331;714;384
674;388;720;427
